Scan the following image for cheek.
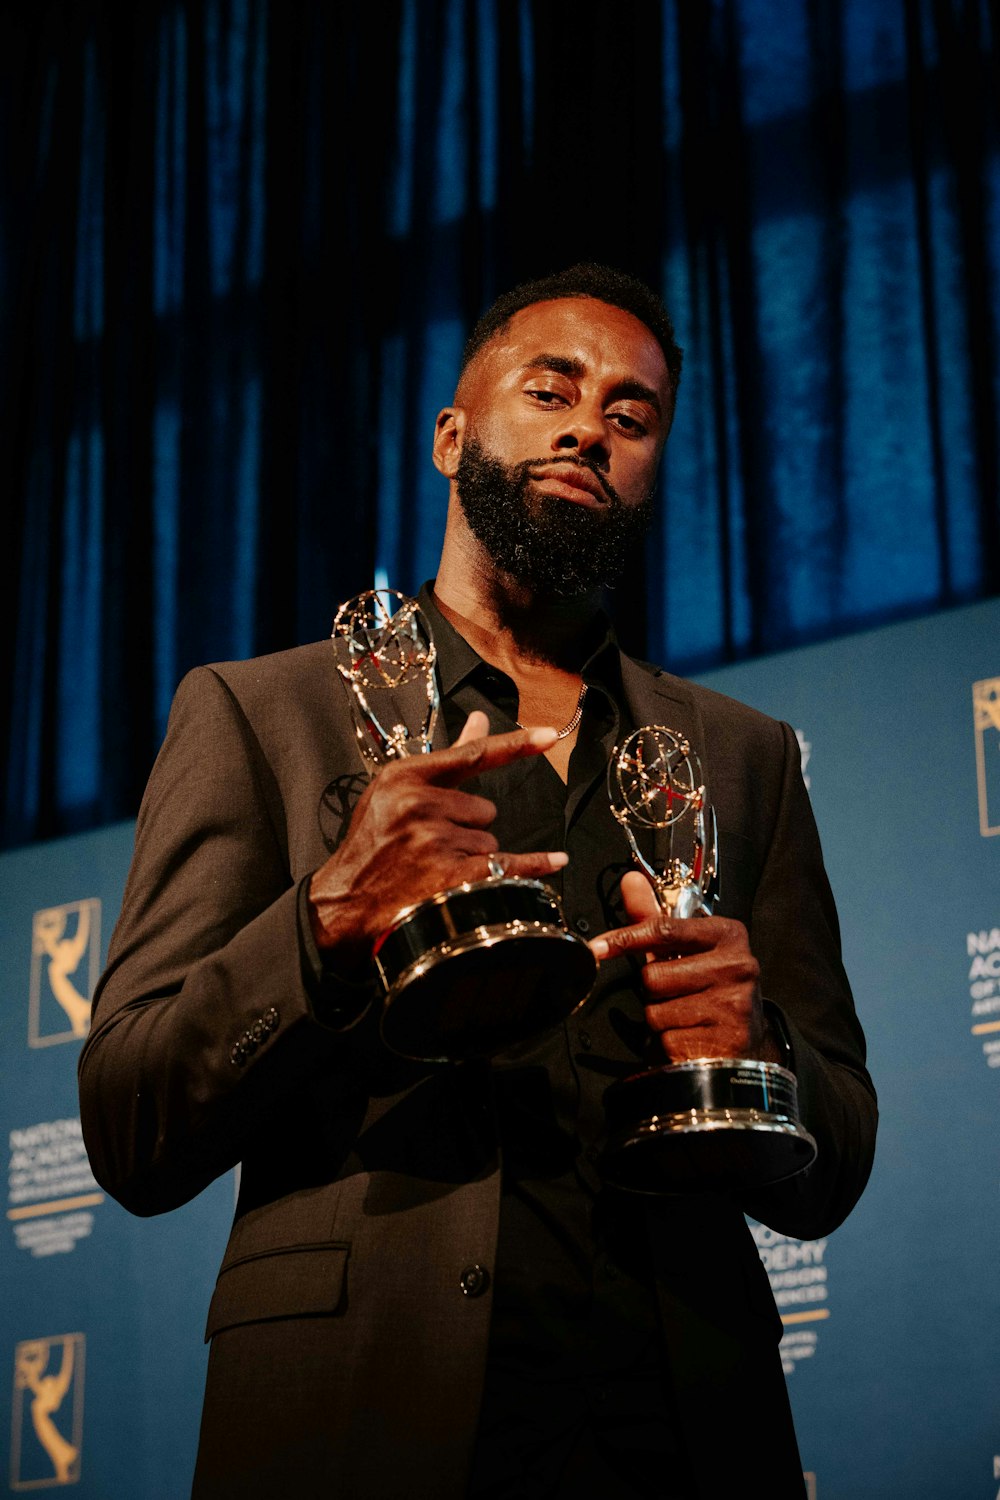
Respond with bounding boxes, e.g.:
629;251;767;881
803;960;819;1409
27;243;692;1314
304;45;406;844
614;450;659;503
467;409;534;462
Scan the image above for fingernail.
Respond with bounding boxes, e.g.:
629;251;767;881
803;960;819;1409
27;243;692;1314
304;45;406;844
548;852;569;869
528;727;560;747
589;938;609;959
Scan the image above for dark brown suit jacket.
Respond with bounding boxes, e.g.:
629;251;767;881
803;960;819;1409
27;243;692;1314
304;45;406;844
79;639;876;1499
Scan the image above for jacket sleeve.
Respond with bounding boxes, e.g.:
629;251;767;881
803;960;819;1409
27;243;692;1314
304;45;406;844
78;665;374;1218
741;720;877;1239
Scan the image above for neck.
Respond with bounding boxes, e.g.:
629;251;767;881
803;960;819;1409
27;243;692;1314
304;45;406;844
434;533;601;673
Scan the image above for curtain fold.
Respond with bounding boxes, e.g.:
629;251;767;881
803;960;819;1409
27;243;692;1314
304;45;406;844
2;0;998;847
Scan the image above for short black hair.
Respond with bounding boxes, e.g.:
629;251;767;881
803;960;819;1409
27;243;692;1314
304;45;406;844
459;263;683;399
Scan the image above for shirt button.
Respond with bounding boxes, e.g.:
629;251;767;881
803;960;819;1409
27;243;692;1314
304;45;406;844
578;1030;592;1050
459;1264;490;1298
575;917;591;935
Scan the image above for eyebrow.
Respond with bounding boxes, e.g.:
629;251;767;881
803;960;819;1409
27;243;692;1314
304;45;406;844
522;354;586;379
612;378;663;419
521;355;663;419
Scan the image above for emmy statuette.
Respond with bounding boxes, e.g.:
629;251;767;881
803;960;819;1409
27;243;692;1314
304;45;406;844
332;591;596;1062
601;725;817;1194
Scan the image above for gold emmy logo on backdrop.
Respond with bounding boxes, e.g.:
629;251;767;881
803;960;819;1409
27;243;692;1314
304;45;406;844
10;1335;84;1489
28;901;100;1047
972;677;1000;837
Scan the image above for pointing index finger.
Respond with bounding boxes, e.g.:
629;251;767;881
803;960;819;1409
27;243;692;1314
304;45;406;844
588;915;723;961
404;724;561;788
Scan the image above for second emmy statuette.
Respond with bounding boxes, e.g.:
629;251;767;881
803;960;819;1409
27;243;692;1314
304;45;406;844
601;725;816;1194
332;591;596;1062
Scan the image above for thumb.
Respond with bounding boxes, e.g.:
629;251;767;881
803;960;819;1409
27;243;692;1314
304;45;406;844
454;710;491;747
620;869;662;922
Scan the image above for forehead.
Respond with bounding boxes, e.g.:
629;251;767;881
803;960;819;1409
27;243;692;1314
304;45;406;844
472;297;670;399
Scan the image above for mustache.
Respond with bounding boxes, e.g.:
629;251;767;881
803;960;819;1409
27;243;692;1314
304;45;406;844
517;456;622;508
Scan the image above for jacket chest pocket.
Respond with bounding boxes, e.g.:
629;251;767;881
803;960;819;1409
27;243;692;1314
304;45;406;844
205;1241;350;1340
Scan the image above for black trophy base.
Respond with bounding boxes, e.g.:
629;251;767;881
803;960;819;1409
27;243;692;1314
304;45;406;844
601;1058;817;1195
375;877;596;1061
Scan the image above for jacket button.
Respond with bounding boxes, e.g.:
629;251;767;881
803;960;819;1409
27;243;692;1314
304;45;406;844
230;1044;245;1067
264;1007;280;1031
459;1264;489;1298
250;1020;265;1043
575;917;590;934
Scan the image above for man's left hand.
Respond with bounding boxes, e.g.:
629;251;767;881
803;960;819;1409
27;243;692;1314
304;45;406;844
589;871;781;1064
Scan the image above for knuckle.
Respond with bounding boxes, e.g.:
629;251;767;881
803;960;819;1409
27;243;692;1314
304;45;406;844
727;955;759;987
720;916;750;948
464;795;496;825
412;822;445;853
389;780;419;816
380;757;410;787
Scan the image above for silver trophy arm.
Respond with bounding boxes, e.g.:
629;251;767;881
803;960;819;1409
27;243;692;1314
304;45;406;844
701;804;720;910
422;666;440;752
336;668;440;771
333;590;441;774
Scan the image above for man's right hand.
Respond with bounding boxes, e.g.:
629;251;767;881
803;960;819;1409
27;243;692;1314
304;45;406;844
307;710;568;972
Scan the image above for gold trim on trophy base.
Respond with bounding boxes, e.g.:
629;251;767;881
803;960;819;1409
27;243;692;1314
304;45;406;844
601;1057;817;1195
376;878;596;1061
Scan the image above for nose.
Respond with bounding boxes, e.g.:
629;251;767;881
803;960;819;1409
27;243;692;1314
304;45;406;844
551;406;610;470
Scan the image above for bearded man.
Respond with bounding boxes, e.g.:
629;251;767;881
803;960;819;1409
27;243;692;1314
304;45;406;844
79;265;876;1499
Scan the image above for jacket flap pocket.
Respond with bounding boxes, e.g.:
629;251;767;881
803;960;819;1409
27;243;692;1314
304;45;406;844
205;1242;349;1341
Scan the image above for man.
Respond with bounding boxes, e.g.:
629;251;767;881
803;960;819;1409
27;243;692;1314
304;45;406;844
79;265;876;1498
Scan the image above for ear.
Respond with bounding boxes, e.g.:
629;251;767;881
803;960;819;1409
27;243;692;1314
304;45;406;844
432;406;467;478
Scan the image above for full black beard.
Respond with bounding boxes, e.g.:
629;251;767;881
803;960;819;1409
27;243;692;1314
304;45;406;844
455;438;655;597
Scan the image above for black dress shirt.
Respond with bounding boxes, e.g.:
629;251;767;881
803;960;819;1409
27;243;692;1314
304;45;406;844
419;590;693;1494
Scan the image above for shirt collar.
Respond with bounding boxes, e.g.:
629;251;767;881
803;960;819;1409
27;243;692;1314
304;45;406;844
416;581;622;699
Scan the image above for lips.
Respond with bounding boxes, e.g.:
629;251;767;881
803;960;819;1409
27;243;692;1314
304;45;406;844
529;462;610;506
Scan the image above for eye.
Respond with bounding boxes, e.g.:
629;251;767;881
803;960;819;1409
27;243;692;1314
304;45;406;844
524;386;568;406
608;410;649;438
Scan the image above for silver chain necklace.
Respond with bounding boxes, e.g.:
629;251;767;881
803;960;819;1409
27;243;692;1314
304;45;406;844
517;683;588;741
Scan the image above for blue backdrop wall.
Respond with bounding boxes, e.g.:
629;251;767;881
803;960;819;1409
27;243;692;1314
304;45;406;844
2;598;997;1497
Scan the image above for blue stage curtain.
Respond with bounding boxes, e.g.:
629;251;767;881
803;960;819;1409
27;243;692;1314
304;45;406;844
1;0;998;847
